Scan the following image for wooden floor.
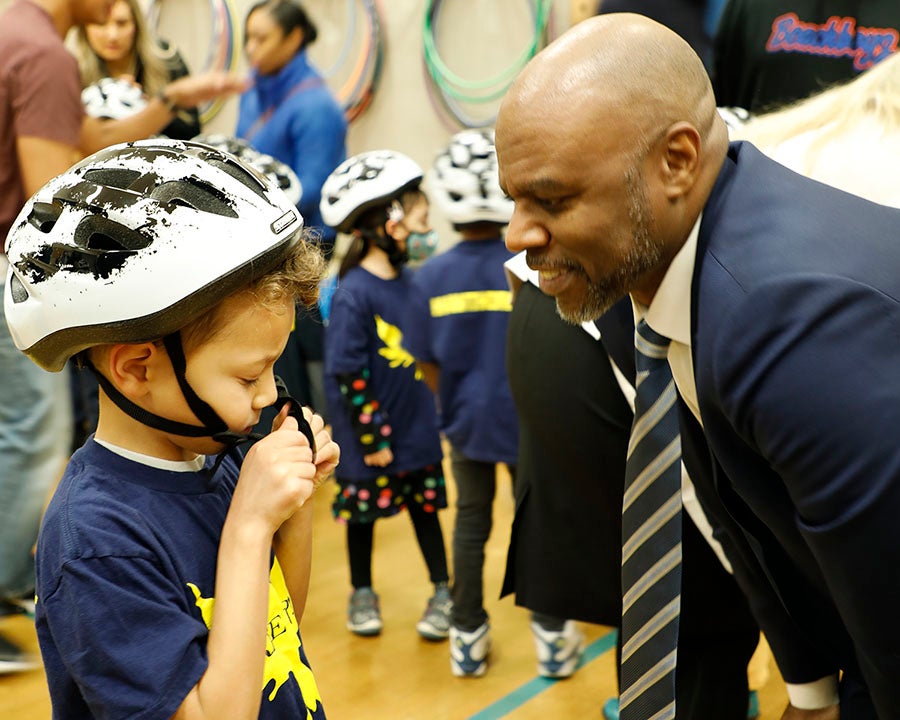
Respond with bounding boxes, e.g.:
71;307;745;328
1;463;788;719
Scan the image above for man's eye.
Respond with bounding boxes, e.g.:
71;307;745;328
538;197;562;211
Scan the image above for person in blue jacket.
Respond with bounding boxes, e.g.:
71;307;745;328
319;149;452;641
238;0;348;418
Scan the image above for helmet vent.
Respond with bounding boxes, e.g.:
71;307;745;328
74;215;153;252
205;157;268;201
27;202;63;233
150;179;238;218
9;274;28;303
82;168;142;190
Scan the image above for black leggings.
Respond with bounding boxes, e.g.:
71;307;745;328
347;504;449;589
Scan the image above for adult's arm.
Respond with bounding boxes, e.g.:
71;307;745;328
80;71;248;155
16;137;81;197
714;275;900;718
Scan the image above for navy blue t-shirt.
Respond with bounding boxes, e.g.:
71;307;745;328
405;238;518;464
34;439;326;720
324;266;443;480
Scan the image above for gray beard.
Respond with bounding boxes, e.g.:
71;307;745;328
555;167;662;325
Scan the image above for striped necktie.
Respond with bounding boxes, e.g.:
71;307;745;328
619;319;683;720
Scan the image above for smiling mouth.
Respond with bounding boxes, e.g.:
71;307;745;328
538;268;567;282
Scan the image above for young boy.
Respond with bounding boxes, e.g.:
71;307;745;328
4;139;339;719
404;129;582;678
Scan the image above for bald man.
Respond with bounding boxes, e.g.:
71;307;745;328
497;12;900;720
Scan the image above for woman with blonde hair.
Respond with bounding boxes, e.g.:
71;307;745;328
70;0;200;139
735;50;900;208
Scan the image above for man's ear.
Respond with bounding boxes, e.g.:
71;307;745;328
105;343;160;399
659;122;701;200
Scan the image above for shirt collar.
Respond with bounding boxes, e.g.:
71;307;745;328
638;214;701;346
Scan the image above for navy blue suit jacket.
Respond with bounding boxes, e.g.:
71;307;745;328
600;141;900;718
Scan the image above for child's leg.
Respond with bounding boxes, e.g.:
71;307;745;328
407;502;449;585
345;521;382;636
448;448;496;631
346;521;375;589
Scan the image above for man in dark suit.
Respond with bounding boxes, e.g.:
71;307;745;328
495;12;900;720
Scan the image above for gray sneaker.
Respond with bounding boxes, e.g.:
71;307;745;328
416;582;452;640
347;587;382;636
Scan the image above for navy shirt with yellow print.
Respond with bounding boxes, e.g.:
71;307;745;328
404;237;518;465
324;266;443;482
34;440;325;720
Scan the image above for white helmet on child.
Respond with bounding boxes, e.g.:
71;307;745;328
4;138;305;372
193;133;303;206
319;150;423;233
429;128;513;225
81;77;147;120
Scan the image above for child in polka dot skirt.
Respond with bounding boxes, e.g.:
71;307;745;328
320;150;451;639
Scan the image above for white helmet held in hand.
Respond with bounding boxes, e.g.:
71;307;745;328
4;139;304;372
319;150;423;233
193;133;303;206
429;128;513;225
81;77;147;120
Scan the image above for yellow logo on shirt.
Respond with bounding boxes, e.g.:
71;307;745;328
187;558;322;717
429;290;512;317
374;314;422;379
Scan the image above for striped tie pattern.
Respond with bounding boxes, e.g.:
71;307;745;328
619;319;682;720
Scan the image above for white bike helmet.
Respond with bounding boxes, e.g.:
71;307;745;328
429;128;513;226
193;133;303;206
5;138;305;373
81;77;147;120
319;150;423;233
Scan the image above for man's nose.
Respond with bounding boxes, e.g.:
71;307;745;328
505;210;549;253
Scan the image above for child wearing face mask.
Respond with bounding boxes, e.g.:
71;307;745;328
319;150;452;640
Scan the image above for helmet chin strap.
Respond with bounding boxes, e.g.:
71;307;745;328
362;226;408;268
86;333;316;455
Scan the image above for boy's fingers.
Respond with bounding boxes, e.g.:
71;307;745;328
276;415;299;433
270;403;291;432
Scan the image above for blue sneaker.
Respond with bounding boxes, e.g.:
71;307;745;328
530;619;584;678
450;623;490;677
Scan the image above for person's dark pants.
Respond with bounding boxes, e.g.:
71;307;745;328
449;446;516;631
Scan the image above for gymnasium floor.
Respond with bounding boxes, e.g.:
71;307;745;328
0;468;789;719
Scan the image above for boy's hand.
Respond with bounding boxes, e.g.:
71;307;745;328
272;404;339;488
304;407;340;485
231;416;317;535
